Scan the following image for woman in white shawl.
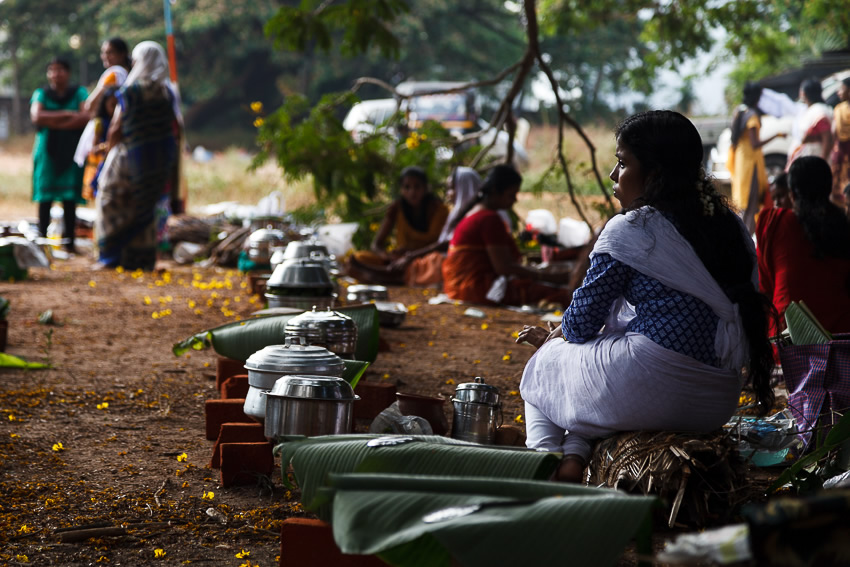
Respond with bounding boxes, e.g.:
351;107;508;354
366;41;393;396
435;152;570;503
95;41;182;270
516;110;776;483
787;78;833;167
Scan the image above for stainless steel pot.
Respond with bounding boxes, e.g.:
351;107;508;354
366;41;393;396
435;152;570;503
273;241;333;273
266;257;333;290
247;226;287;264
450;377;502;444
284;306;358;358
263;374;359;439
346;284;389;303
243;337;345;422
265;257;336;310
282;240;331;262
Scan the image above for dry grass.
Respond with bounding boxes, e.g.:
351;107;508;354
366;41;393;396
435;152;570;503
1;124;615;227
0;134;315;222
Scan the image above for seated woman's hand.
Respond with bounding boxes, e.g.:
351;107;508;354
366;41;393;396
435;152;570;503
515;324;561;349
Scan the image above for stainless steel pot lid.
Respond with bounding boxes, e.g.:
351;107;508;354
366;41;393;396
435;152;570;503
266;258;333;289
244;336;345;375
285;306;357;331
454;377;500;405
267;374;357;400
283;240;331;260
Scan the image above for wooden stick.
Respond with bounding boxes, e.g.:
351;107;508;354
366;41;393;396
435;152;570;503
58;527;127;543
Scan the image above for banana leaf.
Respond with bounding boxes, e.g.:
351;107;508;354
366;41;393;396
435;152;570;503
172;304;380;362
0;353;50;369
342;359;369;389
274;435;560;522
328;473;656;567
785;301;831;345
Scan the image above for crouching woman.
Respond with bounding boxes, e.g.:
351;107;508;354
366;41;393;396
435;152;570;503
516;110;776;482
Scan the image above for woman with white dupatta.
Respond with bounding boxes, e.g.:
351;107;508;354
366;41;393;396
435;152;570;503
516;110;776;483
787;78;833;167
95;40;182;271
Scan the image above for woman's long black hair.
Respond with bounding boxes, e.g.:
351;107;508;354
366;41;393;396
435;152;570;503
789;156;850;260
106;37;132;69
616;109;776;414
730;82;762;147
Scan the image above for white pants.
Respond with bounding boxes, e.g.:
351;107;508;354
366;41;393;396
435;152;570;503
524;401;593;460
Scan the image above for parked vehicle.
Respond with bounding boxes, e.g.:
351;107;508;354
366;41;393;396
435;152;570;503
342;98;399;142
342;81;529;169
710;69;850;188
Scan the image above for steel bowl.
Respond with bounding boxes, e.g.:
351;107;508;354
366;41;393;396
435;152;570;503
346;284;389;303
374;301;407;328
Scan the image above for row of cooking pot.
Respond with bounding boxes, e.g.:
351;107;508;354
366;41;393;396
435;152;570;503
264;251;408;327
243;338;503;443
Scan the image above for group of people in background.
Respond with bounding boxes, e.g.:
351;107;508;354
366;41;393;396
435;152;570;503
346;164;576;310
728;76;850;340
30;37;182;271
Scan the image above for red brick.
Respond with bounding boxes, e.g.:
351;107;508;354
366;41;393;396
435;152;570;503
204;398;253;440
220;374;250;399
209;422;266;468
216;357;246;390
280;518;388;566
353;381;397;422
219;442;274;487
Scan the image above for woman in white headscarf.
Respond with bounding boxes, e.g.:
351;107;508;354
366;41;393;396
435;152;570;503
95;41;182;270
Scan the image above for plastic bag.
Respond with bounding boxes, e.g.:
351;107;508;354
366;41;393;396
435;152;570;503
485;276;507;303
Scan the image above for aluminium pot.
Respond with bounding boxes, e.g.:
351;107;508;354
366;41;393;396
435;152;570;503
263;374;359;439
450;377;502;445
242;336;345;423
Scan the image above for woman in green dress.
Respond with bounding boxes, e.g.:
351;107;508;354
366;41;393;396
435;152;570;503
30;57;89;253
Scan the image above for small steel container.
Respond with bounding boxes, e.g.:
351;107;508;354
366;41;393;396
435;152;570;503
346;284;389;303
374;301;407;328
284;306;358;358
450;377;502;445
263;374;359;439
247;226;287;264
243;337;345;423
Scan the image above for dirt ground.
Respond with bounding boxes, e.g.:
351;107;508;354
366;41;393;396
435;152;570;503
0;249;779;566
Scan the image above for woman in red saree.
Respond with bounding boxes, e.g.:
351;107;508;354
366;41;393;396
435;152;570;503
756;156;850;337
442;165;572;307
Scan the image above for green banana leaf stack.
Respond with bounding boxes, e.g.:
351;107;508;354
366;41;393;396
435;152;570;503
275;435;658;567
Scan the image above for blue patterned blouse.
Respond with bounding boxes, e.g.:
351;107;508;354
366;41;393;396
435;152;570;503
562;252;720;367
